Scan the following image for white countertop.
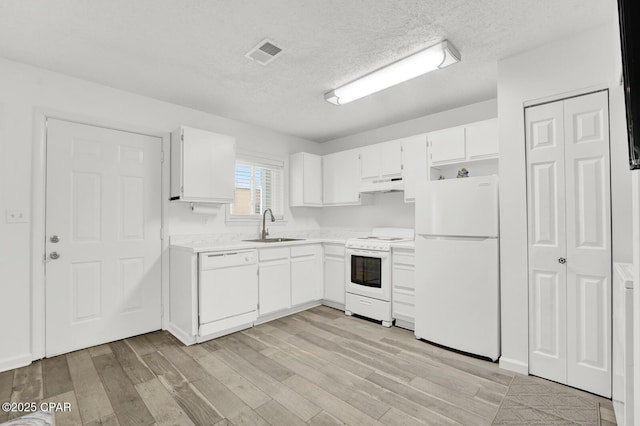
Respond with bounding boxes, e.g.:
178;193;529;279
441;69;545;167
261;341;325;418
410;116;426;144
171;237;346;253
171;237;414;253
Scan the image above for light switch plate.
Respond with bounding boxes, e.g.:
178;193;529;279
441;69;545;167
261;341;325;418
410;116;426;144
6;208;28;223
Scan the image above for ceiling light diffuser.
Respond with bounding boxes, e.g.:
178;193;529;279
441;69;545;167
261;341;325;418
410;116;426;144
324;40;461;105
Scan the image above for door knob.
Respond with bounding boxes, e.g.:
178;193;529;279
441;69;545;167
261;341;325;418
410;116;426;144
49;252;60;260
50;235;60;243
558;257;566;264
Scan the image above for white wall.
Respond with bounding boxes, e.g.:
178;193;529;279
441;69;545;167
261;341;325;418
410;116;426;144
497;24;628;373
319;99;497;230
0;57;323;370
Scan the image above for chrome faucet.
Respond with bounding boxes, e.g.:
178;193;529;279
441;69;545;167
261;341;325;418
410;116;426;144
261;208;275;240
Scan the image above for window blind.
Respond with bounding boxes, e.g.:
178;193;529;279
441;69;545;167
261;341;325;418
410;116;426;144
230;159;284;217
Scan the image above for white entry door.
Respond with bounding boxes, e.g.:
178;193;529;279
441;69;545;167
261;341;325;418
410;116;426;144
526;90;611;397
45;119;162;357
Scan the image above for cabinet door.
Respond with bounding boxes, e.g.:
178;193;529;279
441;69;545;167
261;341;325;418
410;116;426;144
181;126;235;202
466;119;499;160
323;245;345;305
303;154;322;205
429;127;465;165
291;245;322;305
259;259;291;316
401;135;428;202
381;140;403;177
289;153;322;207
359;144;380;179
322;150;361;205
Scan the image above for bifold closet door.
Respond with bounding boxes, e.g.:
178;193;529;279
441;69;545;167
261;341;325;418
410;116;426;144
563;92;611;396
526;90;611;397
526;100;568;385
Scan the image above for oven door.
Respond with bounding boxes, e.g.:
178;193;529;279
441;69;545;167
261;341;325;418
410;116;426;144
345;249;391;301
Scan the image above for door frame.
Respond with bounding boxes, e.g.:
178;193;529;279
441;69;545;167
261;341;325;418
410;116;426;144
523;87;614;385
31;109;170;360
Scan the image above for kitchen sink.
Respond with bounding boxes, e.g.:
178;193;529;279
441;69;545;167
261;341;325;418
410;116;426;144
242;238;305;243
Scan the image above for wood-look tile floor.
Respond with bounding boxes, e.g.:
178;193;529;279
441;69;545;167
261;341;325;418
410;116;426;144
0;306;616;426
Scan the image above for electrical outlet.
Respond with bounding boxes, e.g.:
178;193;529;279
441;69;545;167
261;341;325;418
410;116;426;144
6;208;28;223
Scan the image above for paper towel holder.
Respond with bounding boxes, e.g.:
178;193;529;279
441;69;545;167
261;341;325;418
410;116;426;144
190;203;219;215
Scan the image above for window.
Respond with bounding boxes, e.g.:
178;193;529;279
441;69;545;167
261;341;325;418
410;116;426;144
229;155;284;219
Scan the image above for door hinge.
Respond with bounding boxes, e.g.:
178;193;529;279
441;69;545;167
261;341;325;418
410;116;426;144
401;164;404;170
161;151;165;163
181;131;184;142
160;227;164;240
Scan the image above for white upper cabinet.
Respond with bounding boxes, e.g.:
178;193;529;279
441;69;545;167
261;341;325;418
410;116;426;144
427;119;498;166
323;149;361;205
428;127;466;165
170;126;236;203
359;144;381;179
400;134;428;203
289;152;322;207
466;119;499;160
381;140;403;177
359;140;403;180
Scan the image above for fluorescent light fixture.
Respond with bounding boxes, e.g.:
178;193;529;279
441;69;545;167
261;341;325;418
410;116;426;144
324;40;460;105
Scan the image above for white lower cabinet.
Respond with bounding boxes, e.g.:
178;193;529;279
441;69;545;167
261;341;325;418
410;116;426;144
258;247;292;316
323;243;346;307
291;245;323;305
169;242;328;344
258;244;323;318
392;247;415;330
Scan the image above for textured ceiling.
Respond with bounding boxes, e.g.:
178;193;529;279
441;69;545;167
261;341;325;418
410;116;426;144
0;0;612;142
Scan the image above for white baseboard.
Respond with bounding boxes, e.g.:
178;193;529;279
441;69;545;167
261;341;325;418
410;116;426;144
0;353;32;373
321;300;345;311
167;322;196;346
499;357;529;375
255;301;321;325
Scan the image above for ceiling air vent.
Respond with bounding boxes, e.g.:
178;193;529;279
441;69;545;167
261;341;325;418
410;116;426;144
245;39;282;65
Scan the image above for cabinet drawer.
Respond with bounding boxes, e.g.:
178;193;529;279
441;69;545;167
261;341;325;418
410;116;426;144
393;300;414;321
392;252;415;267
392;266;415;290
291;244;319;258
259;247;290;262
393;288;415;321
393;288;415;305
324;244;345;257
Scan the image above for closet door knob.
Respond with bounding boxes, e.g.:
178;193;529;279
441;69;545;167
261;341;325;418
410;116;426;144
558;257;566;264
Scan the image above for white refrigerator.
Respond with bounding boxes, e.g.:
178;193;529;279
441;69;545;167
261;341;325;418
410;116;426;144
414;176;500;361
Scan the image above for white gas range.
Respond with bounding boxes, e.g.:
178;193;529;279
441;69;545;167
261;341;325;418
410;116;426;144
345;228;414;327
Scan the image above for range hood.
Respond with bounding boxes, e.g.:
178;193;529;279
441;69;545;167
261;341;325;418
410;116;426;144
359;176;404;193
